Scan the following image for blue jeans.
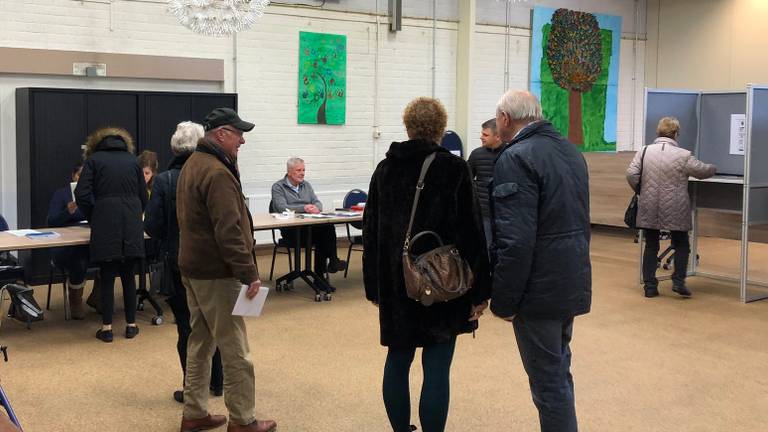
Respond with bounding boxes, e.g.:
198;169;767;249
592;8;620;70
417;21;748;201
513;316;578;432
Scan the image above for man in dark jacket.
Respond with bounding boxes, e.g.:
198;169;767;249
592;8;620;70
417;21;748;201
143;121;223;405
467;118;504;247
47;163;89;319
176;108;276;432
491;90;592;432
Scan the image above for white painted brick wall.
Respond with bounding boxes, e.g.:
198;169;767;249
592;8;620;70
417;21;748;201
0;1;646;239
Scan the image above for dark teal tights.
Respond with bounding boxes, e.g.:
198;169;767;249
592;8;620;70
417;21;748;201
382;337;457;432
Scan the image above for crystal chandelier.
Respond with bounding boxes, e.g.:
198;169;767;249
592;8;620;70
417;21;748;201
168;0;271;37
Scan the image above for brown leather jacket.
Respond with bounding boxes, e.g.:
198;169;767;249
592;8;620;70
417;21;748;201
176;139;258;284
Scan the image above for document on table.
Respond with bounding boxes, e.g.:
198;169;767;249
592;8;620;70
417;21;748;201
4;229;41;237
232;285;269;317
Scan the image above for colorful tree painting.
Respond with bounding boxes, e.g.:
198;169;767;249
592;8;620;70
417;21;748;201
298;31;347;125
530;7;622;152
546;9;602;145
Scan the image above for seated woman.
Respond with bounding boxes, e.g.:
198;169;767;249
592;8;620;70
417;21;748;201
47;163;91;319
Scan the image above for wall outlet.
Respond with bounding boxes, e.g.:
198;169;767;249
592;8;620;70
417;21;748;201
73;62;107;77
373;128;381;139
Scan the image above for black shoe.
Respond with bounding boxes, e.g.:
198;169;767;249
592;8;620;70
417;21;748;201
125;325;139;339
327;258;347;273
173;390;184;403
644;286;659;298
672;284;692;298
96;329;113;343
210;385;223;397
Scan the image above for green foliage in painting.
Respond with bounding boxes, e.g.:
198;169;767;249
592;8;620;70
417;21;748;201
298;31;347;125
540;23;615;152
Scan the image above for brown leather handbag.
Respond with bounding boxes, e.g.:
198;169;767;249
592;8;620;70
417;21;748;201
402;153;474;306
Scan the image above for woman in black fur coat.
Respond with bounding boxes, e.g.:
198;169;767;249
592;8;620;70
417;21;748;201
363;97;491;432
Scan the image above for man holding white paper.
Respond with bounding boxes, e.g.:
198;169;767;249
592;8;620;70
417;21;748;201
176;108;276;432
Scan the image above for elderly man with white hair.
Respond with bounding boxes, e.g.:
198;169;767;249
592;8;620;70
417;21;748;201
271;157;347;285
490;90;592;432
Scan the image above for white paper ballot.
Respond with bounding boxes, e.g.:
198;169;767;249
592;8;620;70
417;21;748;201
232;285;269;317
729;114;746;156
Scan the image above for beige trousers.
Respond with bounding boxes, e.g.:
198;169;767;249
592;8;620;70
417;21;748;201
182;276;256;425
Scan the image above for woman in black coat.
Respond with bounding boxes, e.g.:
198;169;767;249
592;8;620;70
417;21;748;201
363;97;491;432
144;121;224;403
75;127;147;343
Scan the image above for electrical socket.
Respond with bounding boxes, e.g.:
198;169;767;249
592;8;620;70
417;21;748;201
73;62;107;77
373;128;381;139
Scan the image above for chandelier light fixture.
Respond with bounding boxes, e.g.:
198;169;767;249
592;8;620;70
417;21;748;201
168;0;271;37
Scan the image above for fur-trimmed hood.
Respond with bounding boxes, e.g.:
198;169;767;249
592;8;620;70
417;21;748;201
83;127;135;159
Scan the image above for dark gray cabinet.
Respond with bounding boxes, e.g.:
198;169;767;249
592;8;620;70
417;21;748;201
15;87;237;284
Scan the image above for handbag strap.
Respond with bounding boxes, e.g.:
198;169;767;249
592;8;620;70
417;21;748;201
403;153;437;251
637;146;648;193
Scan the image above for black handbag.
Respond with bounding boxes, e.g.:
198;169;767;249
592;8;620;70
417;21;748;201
624;146;648;229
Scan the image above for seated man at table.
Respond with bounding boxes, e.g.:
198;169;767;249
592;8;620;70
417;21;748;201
47;163;91;319
271;157;347;279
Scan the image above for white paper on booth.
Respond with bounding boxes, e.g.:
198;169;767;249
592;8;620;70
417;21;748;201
232;285;269;317
729;114;746;156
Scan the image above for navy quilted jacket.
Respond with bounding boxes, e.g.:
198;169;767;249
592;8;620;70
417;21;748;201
490;121;592;319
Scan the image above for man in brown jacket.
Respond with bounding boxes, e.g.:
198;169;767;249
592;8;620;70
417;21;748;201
176;107;276;432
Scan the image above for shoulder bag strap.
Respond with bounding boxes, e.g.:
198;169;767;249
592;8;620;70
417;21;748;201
637;146;648;193
403;152;437;251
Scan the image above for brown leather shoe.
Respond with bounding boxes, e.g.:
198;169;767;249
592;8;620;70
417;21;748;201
226;420;277;432
180;414;227;432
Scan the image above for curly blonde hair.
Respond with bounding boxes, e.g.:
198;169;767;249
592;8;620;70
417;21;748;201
402;97;447;144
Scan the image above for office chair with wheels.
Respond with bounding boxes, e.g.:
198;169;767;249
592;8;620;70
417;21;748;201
342;189;367;278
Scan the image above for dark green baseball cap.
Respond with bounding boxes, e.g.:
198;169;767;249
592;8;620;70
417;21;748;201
203;107;255;132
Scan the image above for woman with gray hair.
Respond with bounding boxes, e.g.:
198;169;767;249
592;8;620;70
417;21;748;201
144;121;224;403
627;116;716;298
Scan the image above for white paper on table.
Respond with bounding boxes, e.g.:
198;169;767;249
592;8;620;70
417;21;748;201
232;285;269;317
729;114;746;156
4;229;41;237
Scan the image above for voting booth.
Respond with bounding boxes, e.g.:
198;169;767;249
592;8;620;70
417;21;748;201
642;86;768;302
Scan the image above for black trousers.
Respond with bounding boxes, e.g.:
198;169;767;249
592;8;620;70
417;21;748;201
51;245;90;285
642;229;690;288
99;259;138;326
280;225;339;274
166;268;224;390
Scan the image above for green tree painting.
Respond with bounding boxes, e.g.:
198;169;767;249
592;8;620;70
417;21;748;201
546;9;602;145
298;31;347;125
531;7;622;152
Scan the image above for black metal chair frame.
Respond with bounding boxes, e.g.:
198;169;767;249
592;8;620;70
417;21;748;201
342;189;367;278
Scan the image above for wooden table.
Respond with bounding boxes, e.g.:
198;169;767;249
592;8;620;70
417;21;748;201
0;225;92;252
252;213;363;302
0;225;163;323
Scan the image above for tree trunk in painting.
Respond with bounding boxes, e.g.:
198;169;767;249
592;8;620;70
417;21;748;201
568;89;584;145
317;98;327;124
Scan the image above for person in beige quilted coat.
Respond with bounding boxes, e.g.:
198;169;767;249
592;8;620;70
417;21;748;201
626;117;716;298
